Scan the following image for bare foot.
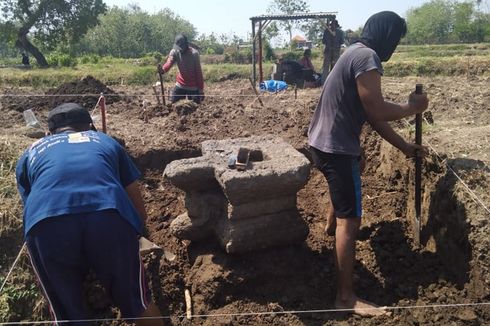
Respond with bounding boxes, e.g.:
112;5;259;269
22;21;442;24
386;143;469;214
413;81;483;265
335;296;390;317
325;210;336;236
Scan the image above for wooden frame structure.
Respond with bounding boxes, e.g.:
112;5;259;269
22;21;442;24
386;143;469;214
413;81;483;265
250;12;337;85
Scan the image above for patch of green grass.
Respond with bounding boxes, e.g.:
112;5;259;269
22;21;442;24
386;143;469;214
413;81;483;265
0;135;47;322
0;43;489;88
0;136;28;269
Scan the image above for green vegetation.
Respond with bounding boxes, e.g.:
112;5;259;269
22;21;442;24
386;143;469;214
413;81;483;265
0;43;488;88
0;0;107;66
78;5;196;58
0;135;46;322
2;1;488;70
406;0;489;44
0;136;26;273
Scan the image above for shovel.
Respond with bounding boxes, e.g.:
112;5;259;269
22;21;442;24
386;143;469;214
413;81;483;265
139;236;176;262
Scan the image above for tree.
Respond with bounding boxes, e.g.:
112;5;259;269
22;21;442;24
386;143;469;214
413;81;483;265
0;20;17;57
79;6;196;58
267;0;309;47
405;0;490;44
0;0;106;66
406;0;453;44
301;20;323;46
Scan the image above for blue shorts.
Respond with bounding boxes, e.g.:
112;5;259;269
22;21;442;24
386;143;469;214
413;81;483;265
26;209;151;323
310;147;362;218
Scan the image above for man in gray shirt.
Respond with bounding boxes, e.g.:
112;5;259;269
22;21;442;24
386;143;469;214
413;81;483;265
309;11;429;316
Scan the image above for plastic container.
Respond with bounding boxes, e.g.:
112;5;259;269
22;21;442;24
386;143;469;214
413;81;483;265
22;109;40;128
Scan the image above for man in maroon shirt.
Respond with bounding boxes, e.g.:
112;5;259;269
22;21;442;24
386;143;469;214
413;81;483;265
158;34;204;104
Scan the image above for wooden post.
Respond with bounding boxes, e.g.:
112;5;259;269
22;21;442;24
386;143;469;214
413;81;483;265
258;21;263;83
248;78;264;107
251;20;256;85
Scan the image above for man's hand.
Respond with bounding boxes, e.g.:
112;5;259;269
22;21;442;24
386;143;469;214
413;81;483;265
408;92;429;114
401;142;429;158
157;64;164;75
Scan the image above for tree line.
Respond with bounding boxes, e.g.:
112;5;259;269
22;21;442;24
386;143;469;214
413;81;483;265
0;0;488;66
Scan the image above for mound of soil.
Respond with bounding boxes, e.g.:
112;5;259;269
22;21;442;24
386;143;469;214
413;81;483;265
0;76;120;113
46;75;121;109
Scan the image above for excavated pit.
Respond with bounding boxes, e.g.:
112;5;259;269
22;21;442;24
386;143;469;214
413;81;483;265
2;76;489;324
126;127;489;325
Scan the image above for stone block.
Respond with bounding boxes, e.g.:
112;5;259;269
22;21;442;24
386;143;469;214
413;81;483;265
227;196;296;220
215;209;309;253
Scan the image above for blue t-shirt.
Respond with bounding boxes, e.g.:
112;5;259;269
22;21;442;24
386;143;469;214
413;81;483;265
16;131;143;237
308;43;383;156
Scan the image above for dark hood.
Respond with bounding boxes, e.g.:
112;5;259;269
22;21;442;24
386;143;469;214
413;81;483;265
358;11;407;62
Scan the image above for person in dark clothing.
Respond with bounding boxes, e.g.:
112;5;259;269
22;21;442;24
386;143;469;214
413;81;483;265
309;11;429;316
322;19;344;83
21;52;30;66
276;57;304;85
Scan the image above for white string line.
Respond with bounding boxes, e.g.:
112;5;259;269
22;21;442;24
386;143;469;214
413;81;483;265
0;301;489;325
0;92;298;98
402;118;490;215
0;243;26;294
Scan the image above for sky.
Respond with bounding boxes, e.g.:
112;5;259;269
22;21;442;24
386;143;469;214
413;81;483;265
104;0;431;38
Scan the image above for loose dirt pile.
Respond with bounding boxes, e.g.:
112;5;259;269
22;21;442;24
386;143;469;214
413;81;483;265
0;76;120;117
0;76;489;325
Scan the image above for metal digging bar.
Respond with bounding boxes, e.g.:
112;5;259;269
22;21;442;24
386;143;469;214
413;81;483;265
158;72;166;106
414;84;423;246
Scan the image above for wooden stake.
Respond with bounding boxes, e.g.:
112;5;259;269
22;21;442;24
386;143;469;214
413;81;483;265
158;72;166;106
185;289;192;319
152;85;161;105
248;78;264;107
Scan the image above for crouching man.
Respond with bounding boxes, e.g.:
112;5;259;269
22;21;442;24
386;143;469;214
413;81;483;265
16;103;164;325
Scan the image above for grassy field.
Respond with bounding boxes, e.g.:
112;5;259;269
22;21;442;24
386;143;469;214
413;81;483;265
0;43;488;88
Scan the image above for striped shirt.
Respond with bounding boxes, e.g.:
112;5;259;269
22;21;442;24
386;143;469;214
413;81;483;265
163;48;204;91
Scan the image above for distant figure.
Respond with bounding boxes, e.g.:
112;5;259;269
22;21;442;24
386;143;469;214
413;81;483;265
297;49;321;87
273;57;304;85
298;49;315;71
322;19;344;83
158;34;204;104
21;52;30;66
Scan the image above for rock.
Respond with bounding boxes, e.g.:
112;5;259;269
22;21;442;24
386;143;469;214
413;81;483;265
457;309;478;321
175;100;198;116
17;126;46;138
164;135;311;253
170;212;213;241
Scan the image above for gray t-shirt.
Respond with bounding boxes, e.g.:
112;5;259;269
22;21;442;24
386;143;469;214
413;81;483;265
308;43;383;156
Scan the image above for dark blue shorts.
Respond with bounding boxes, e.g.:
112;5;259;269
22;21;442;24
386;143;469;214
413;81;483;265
310;147;362;218
26;209;151;323
171;86;202;104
